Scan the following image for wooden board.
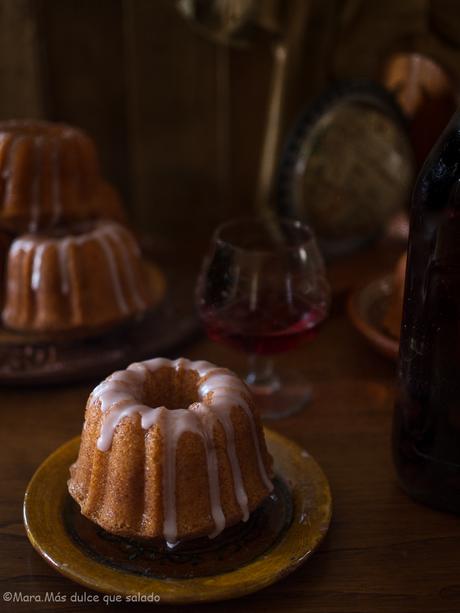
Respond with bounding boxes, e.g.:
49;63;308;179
0;263;198;385
3;240;460;611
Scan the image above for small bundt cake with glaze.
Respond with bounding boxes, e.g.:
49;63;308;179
0;119;124;231
68;357;274;545
2;220;157;333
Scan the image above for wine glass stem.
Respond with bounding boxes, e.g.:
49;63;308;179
245;354;281;394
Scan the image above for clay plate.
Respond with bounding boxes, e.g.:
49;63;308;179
0;262;200;385
24;428;332;604
347;275;399;360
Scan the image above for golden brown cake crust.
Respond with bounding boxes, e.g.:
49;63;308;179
2;221;157;334
68;358;274;543
0;119;124;231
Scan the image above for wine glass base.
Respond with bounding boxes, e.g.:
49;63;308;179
248;370;312;420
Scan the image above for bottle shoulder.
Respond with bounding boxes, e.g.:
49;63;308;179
414;126;460;205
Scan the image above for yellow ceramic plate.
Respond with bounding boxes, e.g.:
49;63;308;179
24;429;332;604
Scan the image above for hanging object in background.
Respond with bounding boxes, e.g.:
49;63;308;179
382;52;458;170
174;0;309;211
175;0;261;44
277;81;415;257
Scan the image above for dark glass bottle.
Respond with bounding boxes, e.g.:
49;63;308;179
393;109;460;512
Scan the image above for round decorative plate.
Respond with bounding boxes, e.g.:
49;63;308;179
0;262;199;385
277;80;415;256
24;429;332;604
347;275;399;360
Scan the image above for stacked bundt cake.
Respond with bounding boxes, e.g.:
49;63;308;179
3;221;154;333
0;120;124;230
0;119;157;334
68;357;274;544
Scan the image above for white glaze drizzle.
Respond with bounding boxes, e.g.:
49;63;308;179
214;406;249;525
31;243;46;291
8;223;140;314
1;133;64;226
57;238;71;294
191;402;226;539
90;357;273;544
105;224;145;310
162;408;204;545
9;236;34;256
95;233;129;314
1;129;92;226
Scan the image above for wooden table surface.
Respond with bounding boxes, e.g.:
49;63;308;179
2;240;460;613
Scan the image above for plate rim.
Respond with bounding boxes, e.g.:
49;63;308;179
23;428;332;604
347;274;399;360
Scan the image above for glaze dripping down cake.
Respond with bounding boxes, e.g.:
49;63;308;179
2;221;157;333
68;357;274;545
0;119;124;231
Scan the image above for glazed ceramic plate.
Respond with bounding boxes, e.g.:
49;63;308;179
347;275;399;360
24;429;332;604
0;262;199;385
277;81;414;256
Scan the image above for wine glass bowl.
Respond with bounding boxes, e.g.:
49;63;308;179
196;216;330;418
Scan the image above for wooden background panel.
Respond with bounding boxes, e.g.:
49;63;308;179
123;0;231;242
229;40;273;213
0;0;43;119
0;0;356;246
36;0;131;208
0;0;328;246
1;0;458;246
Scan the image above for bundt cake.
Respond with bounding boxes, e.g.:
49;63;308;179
0;119;124;231
2;220;157;333
68;357;274;545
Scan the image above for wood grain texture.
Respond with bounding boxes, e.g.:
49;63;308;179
1;239;460;612
123;0;230;240
0;0;338;243
36;0;131;208
2;0;460;246
0;0;44;119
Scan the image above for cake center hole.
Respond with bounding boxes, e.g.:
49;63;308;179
143;367;200;410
